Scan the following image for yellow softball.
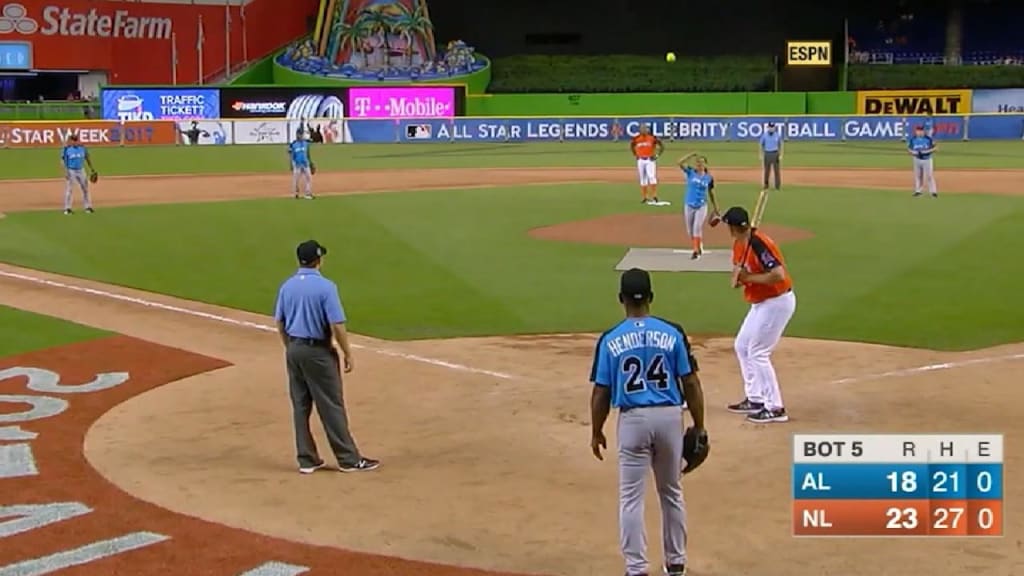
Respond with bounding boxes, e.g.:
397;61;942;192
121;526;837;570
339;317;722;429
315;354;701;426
666;52;677;63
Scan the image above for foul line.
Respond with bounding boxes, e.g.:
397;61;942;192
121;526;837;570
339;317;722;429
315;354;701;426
0;270;516;381
828;352;1024;385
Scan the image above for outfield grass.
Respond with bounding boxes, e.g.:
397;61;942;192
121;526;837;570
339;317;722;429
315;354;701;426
0;305;110;357
4;141;1024;179
0;182;1021;350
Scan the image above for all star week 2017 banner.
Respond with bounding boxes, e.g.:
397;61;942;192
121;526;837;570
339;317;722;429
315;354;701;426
4;115;1024;148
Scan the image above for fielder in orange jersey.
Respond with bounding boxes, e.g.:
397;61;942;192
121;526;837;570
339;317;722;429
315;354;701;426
631;124;664;204
721;206;796;424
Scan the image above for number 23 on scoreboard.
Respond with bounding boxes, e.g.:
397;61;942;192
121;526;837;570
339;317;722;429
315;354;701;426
885;505;999;535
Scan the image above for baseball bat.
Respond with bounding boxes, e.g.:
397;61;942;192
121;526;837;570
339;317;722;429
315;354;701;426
737;188;770;265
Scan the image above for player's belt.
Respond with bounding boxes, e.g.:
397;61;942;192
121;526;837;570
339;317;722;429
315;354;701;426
288;336;331;347
622;401;678;412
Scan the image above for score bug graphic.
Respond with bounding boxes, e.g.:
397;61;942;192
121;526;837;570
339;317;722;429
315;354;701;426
792;434;1003;537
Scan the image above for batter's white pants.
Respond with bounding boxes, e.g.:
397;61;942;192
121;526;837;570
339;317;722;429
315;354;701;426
734;290;796;410
637;158;657;186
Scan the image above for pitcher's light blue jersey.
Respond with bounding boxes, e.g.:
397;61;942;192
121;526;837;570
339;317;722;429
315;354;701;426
590;316;694;409
62;144;87;170
682;166;713;208
289;139;310;167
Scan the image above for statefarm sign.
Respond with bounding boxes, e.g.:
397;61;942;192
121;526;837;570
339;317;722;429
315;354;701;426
1;0;327;83
2;3;172;39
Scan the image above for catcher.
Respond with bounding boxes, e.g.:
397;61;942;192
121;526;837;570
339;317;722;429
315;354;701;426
288;128;316;200
677;153;719;259
60;133;99;215
590;267;709;576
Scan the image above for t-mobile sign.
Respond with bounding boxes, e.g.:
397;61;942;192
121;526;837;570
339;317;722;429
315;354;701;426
347;87;456;118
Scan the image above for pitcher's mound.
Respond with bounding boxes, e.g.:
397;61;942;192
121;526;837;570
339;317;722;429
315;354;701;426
530;213;814;247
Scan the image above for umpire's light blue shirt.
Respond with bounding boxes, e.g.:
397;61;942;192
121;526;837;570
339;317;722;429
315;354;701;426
274;268;346;339
759;130;782;153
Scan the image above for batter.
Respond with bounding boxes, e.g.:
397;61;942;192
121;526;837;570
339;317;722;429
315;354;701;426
722;207;796;424
677;153;718;259
589;267;707;576
907;125;938;197
630;124;665;204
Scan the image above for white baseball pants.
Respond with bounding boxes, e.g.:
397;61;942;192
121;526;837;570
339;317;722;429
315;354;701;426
734;290;796;411
636;158;657;186
64;169;92;211
293;164;313;196
683;204;707;240
913;157;936;195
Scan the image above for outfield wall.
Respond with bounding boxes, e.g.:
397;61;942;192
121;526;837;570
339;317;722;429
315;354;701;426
465;92;858;116
2;115;1023;148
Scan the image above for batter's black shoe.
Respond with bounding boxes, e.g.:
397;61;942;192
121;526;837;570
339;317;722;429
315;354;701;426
748;407;790;423
85;207;94;214
665;564;687;576
63;209;72;215
339;457;380;473
931;193;938;198
912;191;923;197
727;398;763;414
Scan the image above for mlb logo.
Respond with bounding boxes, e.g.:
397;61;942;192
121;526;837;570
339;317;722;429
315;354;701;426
406;124;432;140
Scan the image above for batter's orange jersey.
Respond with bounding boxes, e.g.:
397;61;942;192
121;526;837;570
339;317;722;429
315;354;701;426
732;230;793;303
631;134;657;159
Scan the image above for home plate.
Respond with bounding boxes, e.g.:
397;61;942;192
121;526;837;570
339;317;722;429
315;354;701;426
615;248;733;272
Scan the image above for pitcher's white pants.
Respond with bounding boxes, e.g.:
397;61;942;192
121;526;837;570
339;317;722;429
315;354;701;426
637;158;657;186
734;290;796;410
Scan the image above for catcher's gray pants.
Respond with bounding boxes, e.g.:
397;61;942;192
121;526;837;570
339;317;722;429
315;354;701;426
285;339;361;468
64;169;92;211
617;405;687;575
684;204;708;241
292;164;313;197
763;150;781;190
913;157;936;195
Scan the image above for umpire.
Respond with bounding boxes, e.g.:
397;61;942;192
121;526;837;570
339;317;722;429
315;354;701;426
759;122;783;190
274;240;379;474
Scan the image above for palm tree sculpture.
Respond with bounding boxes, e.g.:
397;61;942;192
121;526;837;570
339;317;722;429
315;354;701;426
391;6;415;67
328;20;356;65
359;9;393;69
409;1;436;61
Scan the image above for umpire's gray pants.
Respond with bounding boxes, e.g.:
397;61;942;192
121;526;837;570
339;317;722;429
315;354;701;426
618;405;687;575
286;340;361;468
763;150;781;190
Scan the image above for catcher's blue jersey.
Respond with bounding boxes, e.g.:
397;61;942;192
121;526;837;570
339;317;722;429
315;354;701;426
590;316;693;410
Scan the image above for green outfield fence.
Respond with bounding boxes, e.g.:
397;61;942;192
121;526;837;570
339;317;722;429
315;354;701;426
0;101;100;121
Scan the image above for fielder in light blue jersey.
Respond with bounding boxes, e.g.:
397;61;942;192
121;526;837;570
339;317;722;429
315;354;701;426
61;133;97;214
289;129;315;199
907;125;937;197
590;268;707;576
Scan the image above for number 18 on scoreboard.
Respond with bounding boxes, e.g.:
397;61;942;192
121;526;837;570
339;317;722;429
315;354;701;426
792;434;1003;537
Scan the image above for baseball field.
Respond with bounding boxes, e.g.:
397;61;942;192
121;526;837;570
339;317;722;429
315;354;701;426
0;139;1021;576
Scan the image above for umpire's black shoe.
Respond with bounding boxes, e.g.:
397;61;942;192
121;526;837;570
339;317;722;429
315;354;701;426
339;457;380;473
666;564;687;576
85;207;94;214
63;209;72;215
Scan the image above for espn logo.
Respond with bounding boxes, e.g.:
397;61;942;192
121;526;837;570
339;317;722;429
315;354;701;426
786;41;831;66
406;124;432;140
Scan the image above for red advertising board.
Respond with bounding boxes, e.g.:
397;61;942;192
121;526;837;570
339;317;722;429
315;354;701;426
2;0;318;83
0;120;178;148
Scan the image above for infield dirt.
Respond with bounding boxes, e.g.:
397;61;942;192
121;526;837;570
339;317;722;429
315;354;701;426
0;166;1021;576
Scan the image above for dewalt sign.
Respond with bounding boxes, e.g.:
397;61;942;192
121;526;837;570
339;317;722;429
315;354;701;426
857;90;972;115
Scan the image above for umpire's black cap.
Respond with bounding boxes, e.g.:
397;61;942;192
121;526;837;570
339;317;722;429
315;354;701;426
620;268;653;303
722;206;750;227
297;240;327;265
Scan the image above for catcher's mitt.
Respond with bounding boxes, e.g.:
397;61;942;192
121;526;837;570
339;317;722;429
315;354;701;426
89;171;99;183
310;163;317;175
709;212;721;227
682;426;709;474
